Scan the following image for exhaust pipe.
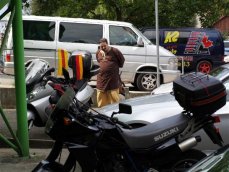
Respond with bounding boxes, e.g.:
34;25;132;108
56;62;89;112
178;136;201;152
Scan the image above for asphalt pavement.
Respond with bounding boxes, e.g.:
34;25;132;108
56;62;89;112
0;148;83;172
0;109;56;172
0;108;82;172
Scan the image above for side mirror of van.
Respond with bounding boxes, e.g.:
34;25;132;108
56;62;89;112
137;37;144;47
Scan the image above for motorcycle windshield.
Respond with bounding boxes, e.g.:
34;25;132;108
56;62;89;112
45;87;75;134
25;59;49;85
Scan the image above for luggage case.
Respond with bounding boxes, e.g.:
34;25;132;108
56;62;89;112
173;72;226;115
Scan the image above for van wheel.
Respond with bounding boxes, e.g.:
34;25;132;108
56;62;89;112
136;70;157;91
196;60;212;73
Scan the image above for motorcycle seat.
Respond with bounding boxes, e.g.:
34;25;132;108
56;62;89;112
120;113;188;150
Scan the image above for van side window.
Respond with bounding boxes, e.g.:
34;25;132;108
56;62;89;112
109;25;138;46
23;20;55;41
59;22;103;44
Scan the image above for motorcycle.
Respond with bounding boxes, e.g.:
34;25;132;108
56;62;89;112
26;50;99;130
25;59;56;129
32;73;227;172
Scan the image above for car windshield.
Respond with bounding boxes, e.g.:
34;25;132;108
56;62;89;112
188;148;229;172
210;66;229;81
208;151;229;172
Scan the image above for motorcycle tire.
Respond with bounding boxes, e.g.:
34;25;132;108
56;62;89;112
163;149;206;172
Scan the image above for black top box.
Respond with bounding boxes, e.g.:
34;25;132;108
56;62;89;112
173;72;226;115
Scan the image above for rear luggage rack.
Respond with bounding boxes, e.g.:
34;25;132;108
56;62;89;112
173;72;227;115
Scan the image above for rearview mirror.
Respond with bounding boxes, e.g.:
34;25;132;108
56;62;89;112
137;37;144;47
118;103;132;114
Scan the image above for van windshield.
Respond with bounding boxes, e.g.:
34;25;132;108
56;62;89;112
131;25;152;45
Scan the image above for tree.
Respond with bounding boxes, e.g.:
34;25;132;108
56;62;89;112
194;0;229;27
30;0;228;28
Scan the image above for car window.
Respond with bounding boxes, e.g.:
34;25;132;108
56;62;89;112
225;49;229;55
224;41;229;48
23;20;55;41
59;22;103;44
210;66;229;80
109;25;138;46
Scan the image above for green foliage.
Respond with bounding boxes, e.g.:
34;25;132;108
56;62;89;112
221;31;229;40
30;0;228;28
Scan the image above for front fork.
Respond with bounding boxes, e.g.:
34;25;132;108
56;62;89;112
46;140;64;162
27;109;36;130
32;140;64;172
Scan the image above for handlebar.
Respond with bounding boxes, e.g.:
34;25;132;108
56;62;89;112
42;75;68;87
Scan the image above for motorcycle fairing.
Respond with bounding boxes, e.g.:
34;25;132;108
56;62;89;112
28;95;50;126
120;113;188;150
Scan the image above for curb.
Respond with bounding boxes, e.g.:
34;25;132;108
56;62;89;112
0;85;151;109
0;138;54;148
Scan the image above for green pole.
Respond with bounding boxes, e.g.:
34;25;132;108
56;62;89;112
12;0;29;157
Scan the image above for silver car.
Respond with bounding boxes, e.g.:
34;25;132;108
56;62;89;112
152;63;229;95
99;64;229;152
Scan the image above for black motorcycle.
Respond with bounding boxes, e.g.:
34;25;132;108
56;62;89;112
33;71;227;172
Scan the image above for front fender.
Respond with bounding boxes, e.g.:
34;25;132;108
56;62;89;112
203;123;224;147
27;96;50;126
27;108;36;121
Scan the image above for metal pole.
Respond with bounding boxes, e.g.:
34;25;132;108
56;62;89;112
155;0;160;87
12;0;29;157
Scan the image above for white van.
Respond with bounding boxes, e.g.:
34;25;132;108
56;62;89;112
3;15;180;91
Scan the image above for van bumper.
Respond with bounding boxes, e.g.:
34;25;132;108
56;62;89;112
162;69;180;83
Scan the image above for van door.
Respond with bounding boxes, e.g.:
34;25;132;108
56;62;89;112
23;20;57;67
108;25;147;82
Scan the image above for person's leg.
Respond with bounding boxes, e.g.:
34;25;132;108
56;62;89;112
108;88;120;104
97;89;109;108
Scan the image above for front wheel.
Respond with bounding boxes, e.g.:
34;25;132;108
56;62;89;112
196;60;212;73
136;70;158;91
164;149;206;172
